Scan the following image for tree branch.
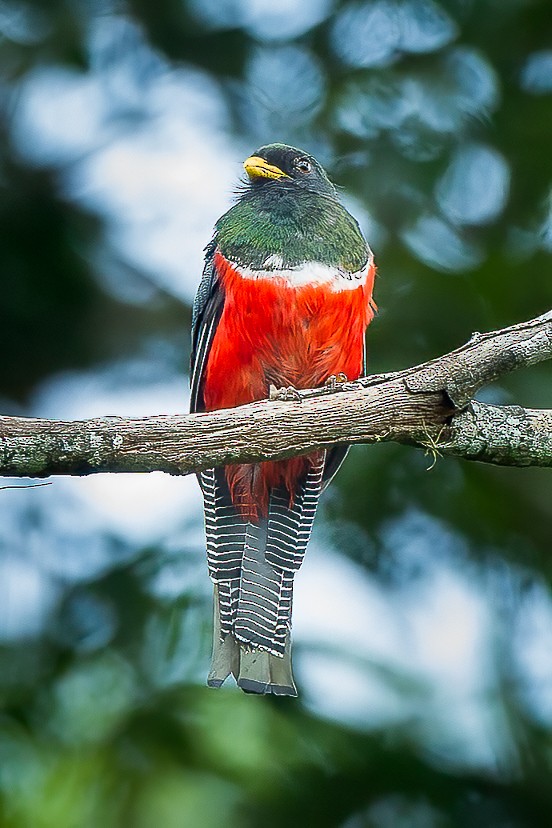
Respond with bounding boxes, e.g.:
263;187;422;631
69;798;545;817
1;311;550;477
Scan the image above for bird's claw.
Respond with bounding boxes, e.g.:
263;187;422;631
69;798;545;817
269;384;302;402
324;372;348;389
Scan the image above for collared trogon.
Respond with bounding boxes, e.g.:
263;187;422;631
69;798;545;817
190;144;376;695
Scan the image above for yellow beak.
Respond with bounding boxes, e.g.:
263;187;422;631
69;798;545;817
243;155;290;181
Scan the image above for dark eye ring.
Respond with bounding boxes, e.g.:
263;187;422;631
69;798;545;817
295;157;312;174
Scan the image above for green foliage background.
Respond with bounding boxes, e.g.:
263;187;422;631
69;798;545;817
0;1;551;825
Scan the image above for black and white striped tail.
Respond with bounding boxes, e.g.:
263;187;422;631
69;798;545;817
201;453;326;696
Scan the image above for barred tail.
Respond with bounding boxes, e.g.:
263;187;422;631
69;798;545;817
201;453;326;696
208;585;296;695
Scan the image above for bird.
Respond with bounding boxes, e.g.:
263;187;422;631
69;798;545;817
190;143;376;696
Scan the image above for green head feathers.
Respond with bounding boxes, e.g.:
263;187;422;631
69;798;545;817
216;143;369;272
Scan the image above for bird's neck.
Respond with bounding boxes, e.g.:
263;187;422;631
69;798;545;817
215;188;368;272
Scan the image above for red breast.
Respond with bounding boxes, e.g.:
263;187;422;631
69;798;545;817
203;250;376;515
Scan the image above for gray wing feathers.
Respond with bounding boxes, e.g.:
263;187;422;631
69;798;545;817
190;242;223;414
191;240;216;353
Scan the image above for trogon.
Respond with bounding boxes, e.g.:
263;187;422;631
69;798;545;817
190;144;376;696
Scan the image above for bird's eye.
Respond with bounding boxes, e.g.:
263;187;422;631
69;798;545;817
294;157;312;174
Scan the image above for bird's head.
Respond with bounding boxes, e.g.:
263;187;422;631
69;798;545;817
243;143;337;199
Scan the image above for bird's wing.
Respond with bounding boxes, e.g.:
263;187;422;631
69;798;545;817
190;241;225;414
322;444;349;490
320;333;367;489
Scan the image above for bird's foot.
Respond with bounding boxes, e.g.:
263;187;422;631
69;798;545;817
269;384;302;402
324;372;349;390
268;385;302;402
